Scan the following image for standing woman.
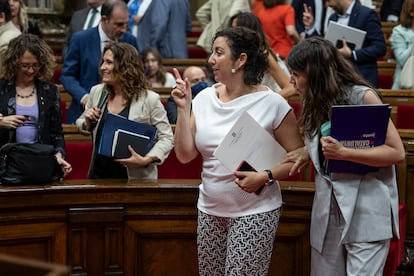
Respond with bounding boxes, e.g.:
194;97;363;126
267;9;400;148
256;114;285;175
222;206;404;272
76;42;173;179
172;26;303;275
285;37;405;275
390;0;414;89
0;34;72;176
9;0;42;37
255;0;302;60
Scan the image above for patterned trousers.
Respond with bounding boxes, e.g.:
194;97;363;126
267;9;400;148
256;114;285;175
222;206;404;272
197;208;281;276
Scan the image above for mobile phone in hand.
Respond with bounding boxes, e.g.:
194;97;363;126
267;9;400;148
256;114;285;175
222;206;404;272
237;160;256;172
236;161;264;195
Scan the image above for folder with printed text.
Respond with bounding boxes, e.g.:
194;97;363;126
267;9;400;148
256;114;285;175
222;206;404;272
325;104;391;174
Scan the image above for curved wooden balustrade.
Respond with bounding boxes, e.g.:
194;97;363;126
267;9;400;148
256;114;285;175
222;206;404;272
0;179;314;276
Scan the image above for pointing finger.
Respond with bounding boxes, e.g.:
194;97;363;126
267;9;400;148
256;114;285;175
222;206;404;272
172;68;182;80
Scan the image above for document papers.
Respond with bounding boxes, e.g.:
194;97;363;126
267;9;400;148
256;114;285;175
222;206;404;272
213;112;286;172
324;21;367;50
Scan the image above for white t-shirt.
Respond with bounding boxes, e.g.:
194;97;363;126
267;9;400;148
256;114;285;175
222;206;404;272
164;72;176;88
192;83;291;217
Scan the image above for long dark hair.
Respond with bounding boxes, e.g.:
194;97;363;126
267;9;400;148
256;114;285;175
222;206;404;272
287;37;374;137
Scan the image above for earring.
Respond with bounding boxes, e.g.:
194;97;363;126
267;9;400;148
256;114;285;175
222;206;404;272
231;68;236;74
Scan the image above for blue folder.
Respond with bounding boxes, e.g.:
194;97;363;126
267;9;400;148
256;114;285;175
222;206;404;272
98;112;157;158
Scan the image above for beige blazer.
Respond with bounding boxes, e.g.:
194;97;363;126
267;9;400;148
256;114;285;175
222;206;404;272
196;0;251;52
76;83;174;180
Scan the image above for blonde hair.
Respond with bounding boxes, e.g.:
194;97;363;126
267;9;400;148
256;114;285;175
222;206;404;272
15;0;29;32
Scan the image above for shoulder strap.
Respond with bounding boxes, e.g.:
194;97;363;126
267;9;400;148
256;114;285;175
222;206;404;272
96;86;108;109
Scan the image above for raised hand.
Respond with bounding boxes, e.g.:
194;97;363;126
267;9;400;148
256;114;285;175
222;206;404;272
303;4;315;30
170;68;192;110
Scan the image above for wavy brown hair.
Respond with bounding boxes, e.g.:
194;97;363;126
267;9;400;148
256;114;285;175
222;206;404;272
287;37;375;137
140;47;167;86
0;33;55;80
101;42;148;105
400;0;414;28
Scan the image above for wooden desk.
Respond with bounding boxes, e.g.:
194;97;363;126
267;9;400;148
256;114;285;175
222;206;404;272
0;179;313;276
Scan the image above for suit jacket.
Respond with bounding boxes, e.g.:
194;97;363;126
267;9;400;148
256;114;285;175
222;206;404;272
76;83;173;179
380;0;403;21
307;85;399;253
62;7;90;57
136;0;183;54
156;0;192;58
0;21;21;55
60;27;139;124
329;2;386;87
291;0;327;37
195;0;251;52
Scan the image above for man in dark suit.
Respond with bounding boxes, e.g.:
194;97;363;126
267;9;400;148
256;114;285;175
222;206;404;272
136;0;190;57
62;0;105;57
380;0;404;22
60;0;139;124
326;0;386;87
292;0;327;38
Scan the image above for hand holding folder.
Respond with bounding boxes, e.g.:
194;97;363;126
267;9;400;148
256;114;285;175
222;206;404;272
98;113;157;158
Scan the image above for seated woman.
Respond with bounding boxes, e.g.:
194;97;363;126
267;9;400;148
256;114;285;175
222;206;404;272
141;47;176;88
0;33;71;176
76;42;173;179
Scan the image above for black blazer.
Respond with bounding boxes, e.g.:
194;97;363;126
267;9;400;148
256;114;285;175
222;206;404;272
291;0;327;37
0;79;65;157
329;3;387;87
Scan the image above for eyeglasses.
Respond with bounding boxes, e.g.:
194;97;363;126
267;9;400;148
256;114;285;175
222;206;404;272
19;63;41;71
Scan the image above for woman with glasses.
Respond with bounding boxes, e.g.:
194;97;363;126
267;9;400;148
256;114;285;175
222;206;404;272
0;33;72;177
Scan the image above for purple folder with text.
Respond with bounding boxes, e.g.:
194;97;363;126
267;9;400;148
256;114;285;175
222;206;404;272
326;104;391;174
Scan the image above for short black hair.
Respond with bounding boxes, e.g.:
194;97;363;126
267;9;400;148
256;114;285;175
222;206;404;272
101;0;128;18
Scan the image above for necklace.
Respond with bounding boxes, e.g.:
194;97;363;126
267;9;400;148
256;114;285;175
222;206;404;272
16;87;35;99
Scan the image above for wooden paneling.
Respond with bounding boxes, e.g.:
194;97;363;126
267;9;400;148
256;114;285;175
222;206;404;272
0;253;69;276
0;179;313;276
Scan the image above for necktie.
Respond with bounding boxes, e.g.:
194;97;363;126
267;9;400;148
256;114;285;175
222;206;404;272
87;9;98;29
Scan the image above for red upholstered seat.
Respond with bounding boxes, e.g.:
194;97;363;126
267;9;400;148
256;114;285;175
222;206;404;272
396;104;414;129
187;31;202;38
378;73;394;89
158;148;202;179
288;101;302;120
53;68;62;84
383;204;407;276
64;142;93;179
188;47;208;59
60;100;67;123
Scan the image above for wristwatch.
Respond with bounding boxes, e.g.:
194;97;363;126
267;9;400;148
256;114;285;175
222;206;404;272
264;169;274;186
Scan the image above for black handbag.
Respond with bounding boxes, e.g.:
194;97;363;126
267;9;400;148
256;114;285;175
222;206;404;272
0;143;63;184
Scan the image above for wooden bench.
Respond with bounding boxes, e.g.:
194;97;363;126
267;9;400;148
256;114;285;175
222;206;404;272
378;60;396;75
